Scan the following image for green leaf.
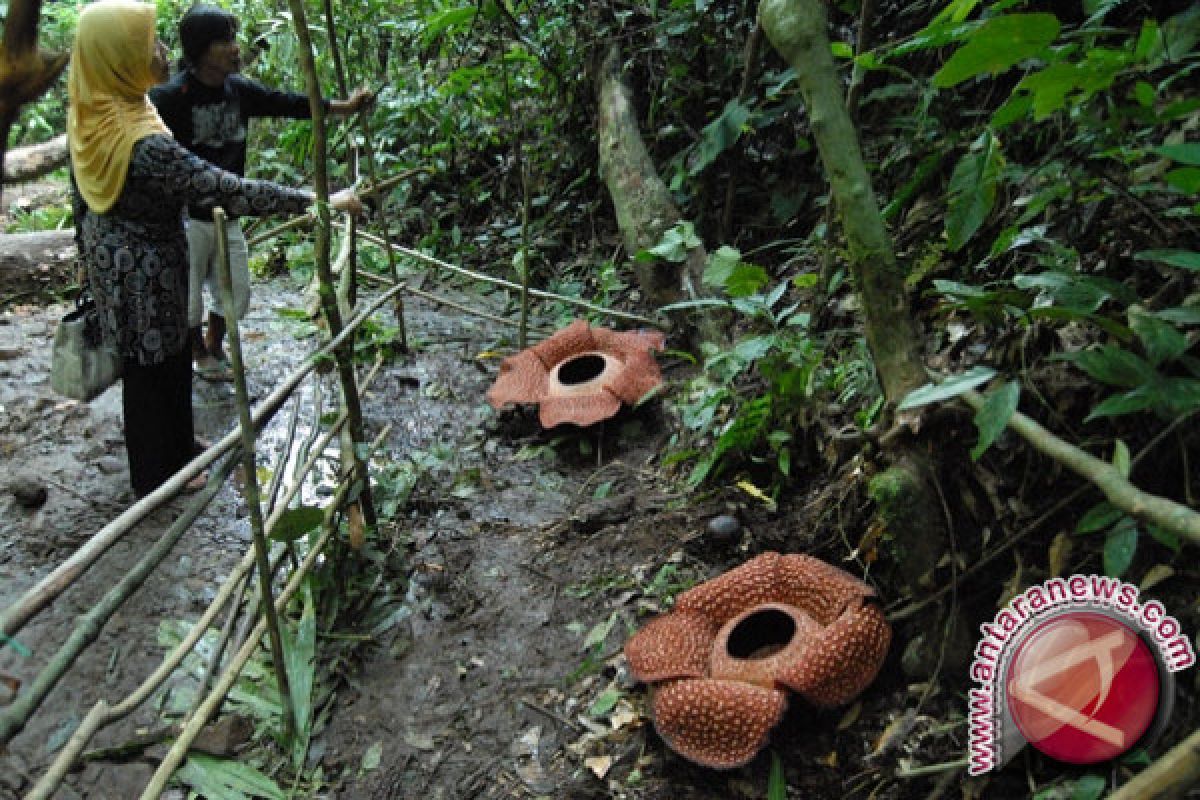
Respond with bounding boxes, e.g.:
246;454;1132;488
1133;80;1156;107
583;611;618;652
422;6;477;42
285;588;318;767
971;380;1019;460
1112;439;1131;478
637;222;702;263
269;506;324;543
725;264;770;297
1062;346;1156;388
1146;524;1182;553
932;14;1061;88
1076;502;1122;534
176;754;286;800
768;751;787;800
702;246;742;289
945;132;1005;251
1165;167;1200;194
1129;307;1189;366
361;741;383;772
1152;143;1200;166
1070;773;1108;800
689;100;752;176
1135;249;1200;271
898;366;997;410
1085;387;1157;421
1103;518;1138;578
588;686;621;717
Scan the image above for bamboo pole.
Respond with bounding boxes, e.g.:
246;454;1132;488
139;521;335;800
0;456;235;747
214;208;296;740
321;0;408;350
0;282;404;645
356;268;554;336
1108;726;1200;799
356;231;666;329
286;0;377;532
23;320;389;799
139;425;390;800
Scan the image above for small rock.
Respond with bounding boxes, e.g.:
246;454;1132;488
706;514;740;539
191;714;254;757
10;475;48;509
97;456;124;475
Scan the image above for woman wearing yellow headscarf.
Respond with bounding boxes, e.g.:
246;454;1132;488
68;0;360;498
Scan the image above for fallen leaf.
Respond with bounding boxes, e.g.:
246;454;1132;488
1048;531;1072;577
836;701;862;731
403;730;436;751
819;750;839;768
585;755;613;779
361;741;383;772
1140;564;1175;592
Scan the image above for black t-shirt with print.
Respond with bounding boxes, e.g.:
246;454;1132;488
149;70;312;218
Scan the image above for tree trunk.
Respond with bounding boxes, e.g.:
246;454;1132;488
759;1;956;660
0;0;70;204
3;133;67;184
596;45;724;343
759;0;925;405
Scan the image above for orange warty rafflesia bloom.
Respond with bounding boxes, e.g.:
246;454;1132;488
624;552;891;769
486;320;665;427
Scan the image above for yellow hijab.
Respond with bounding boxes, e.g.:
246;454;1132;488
68;0;170;213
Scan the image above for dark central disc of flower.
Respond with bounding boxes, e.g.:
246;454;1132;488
556;353;608;385
726;607;796;660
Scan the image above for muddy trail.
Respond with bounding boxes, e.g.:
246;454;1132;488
0;267;927;800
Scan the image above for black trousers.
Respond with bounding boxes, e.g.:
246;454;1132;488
122;347;195;497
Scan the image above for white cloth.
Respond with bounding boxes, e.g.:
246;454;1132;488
186;216;250;325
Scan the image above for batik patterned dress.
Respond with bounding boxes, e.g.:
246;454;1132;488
75;133;310;365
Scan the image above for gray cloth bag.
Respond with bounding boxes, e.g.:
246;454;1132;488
50;294;121;401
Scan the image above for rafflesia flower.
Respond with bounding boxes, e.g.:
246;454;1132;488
486;320;665;428
624;552;891;769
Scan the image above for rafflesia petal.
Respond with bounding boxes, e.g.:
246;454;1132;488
774;553;876;626
529;319;595;369
538;388;624;428
485;348;550;408
652;679;789;769
625;610;717;682
777;599;892;707
674;552;788;626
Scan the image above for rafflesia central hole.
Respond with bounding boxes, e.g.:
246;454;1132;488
557;354;607;385
726;608;796;660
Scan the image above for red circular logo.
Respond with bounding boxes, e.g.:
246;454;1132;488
1006;612;1160;764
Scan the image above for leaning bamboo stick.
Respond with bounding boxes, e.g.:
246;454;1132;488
0;456;236;746
0;283;405;644
356;230;666;329
139;425;390;800
1107;726;1200;799
139;523;335;800
25;337;386;799
215;207;297;741
287;0;377;532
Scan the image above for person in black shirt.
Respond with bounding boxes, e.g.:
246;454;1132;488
149;3;371;381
